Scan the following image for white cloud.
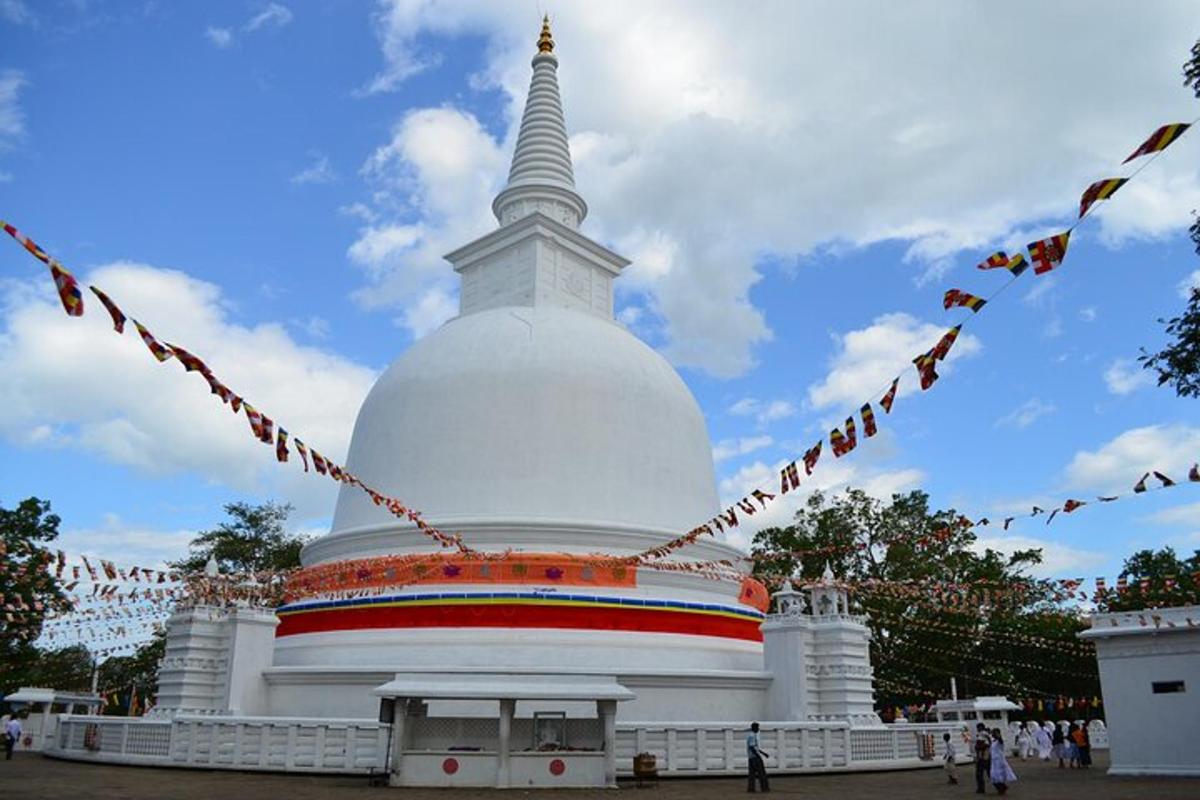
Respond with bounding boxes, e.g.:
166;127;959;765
347;107;504;336
0;68;26;146
1103;357;1153;395
972;534;1107;578
56;514;198;570
726;397;796;427
297;315;330;339
995;397;1055;430
807;312;981;410
712;435;773;463
715;456;925;551
1178;269;1200;300
0;0;33;26
205;26;234;48
207;3;293;49
245;3;293;32
1147;501;1200;527
353;1;1200;378
1079;306;1097;322
291;152;337;185
0;263;377;519
401;286;457;339
1065;423;1200;494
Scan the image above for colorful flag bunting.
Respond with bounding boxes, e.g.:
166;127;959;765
803;441;822;474
133;320;174;362
1027;231;1070;275
861;403;877;437
259;414;275;445
930;325;962;361
913;352;939;390
244;403;267;440
167;344;211;376
48;262;85;317
312;450;328;475
1133;473;1148;493
943;289;986;312
1063;498;1086;513
89;286;126;333
780;461;801;494
0;220;53;264
275;428;289;463
831;416;857;457
1078;177;1127;218
1006;252;1029;277
880;378;898;413
977;251;1009;270
1122;123;1191;164
295;438;310;472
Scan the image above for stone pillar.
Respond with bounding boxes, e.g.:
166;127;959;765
388;698;408;787
221;607;280;715
497;699;515;788
153;606;230;715
762;589;813;721
598;699;618;787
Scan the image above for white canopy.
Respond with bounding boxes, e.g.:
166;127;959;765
372;673;635;702
4;686;102;707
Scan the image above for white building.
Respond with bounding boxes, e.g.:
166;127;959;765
48;19;961;786
1079;604;1200;776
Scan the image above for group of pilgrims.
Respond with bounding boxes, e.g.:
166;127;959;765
945;720;1094;794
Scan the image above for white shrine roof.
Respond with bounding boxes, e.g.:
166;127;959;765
372;672;635;702
4;686;103;706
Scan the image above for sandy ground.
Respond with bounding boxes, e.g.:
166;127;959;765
2;750;1197;800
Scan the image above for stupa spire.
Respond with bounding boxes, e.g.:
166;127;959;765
492;15;588;229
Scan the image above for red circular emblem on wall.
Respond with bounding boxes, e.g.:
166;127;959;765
442;758;459;775
549;758;566;776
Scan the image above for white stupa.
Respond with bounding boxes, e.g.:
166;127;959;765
149;19;879;736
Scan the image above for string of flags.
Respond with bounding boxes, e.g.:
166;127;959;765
627;117;1196;565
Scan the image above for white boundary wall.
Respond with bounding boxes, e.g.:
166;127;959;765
49;715;963;777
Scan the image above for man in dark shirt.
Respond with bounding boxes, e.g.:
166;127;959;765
973;723;992;794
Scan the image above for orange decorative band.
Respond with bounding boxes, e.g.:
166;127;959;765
285;553;638;601
275;592;765;642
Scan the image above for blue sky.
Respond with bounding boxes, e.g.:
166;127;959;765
3;1;1200;595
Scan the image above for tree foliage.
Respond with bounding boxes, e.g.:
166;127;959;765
1096;546;1200;612
0;498;72;696
1138;39;1200;397
172;501;304;573
98;631;167;712
752;490;1099;713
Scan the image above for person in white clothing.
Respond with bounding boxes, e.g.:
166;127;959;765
989;728;1018;796
1014;724;1032;760
1033;722;1053;760
3;715;22;760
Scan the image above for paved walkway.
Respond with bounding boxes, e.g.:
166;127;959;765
3;751;1196;799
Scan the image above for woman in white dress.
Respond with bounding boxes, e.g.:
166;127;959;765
1014;723;1032;760
1033;721;1053;760
989;728;1018;795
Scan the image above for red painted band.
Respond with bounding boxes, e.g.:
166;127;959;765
276;602;763;642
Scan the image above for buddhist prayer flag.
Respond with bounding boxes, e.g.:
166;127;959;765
48;262;85;316
931;325;961;361
831;416;857;457
1;220;53;264
943;289;986;312
1123;123;1191;163
203;373;234;404
913;351;939;390
1006;252;1029;277
89;286;126;333
1027;231;1070;275
977;251;1010;270
294;438;310;472
1063;498;1086;513
259;414;275;445
133;320;173;362
803;441;822;474
311;450;328;475
880;378;898;413
167;344;211;375
1153;470;1176;487
780;461;801;494
1133;473;1148;493
1078;177;1127;218
861;403;877;437
244;403;267;440
275;428;289;463
1190;463;1199;482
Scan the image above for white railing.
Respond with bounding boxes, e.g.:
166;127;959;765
613;721;964;776
50;715;962;777
51;715;390;774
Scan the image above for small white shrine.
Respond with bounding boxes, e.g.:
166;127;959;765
1080;604;1200;776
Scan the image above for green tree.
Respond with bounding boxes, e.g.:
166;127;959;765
172;501;305;573
1139;38;1200;396
752;490;1099;713
98;631;167;713
0;498;72;696
1097;546;1200;612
